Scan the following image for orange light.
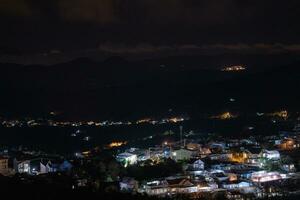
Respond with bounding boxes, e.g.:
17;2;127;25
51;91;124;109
108;141;127;148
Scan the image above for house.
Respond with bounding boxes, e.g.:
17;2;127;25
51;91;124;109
192;159;204;170
142;180;169;196
120;177;138;192
116;152;137;167
166;177;198;194
199;147;211;156
186;143;201;151
210;170;229;182
227;139;240;147
229;150;252;163
171;149;193;161
259;150;280;160
149;148;164;160
240;139;258;146
15;158;72;175
239;169;258;179
251;171;283;183
0;156;9;175
279;138;298;150
196;181;218;192
76;178;88;187
209;153;231;161
16;159;31;174
281;164;296;172
211;163;247;172
41;160;72;174
222;181;251;190
211;164;229;171
185;159;205;175
142;177;198;196
209;142;226;153
226;191;243;200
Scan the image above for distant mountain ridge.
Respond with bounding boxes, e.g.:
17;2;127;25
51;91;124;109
0;56;299;119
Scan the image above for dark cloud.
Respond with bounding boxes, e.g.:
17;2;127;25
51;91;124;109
0;0;300;63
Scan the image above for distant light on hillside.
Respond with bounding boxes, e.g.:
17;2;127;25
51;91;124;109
221;65;246;72
108;141;127;149
211;112;238;120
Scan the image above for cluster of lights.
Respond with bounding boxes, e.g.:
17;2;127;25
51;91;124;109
229;152;249;163
137;117;186;125
279;138;299;150
267;110;288;119
251;171;283;183
108;141;128;149
0;116;187;128
221;65;246;72
211;112;237;120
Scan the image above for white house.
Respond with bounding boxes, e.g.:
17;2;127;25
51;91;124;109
171;149;193;161
141;177;199;196
260;150;280;160
222;181;251;190
192;159;204;170
120;177;138;192
185;159;205;175
251;171;283;183
116;152;137;167
15;158;72;175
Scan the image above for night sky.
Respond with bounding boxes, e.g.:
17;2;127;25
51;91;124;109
1;0;300;64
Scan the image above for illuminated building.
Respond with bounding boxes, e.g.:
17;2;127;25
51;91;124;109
229;150;252;163
197;181;218;192
116;152;137;167
141;180;169;196
222;181;251;190
228;173;238;182
186;143;201;151
166;178;198;194
251;171;283;183
0;156;9;175
185;159;205;175
209;153;232;161
14;158;72;175
171;149;193;161
259;150;280;160
120;177;139;192
192;159;205;170
142;177;198;196
199;147;212;156
279;138;297;150
281;164;296;172
15;160;31;174
226;191;243;200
